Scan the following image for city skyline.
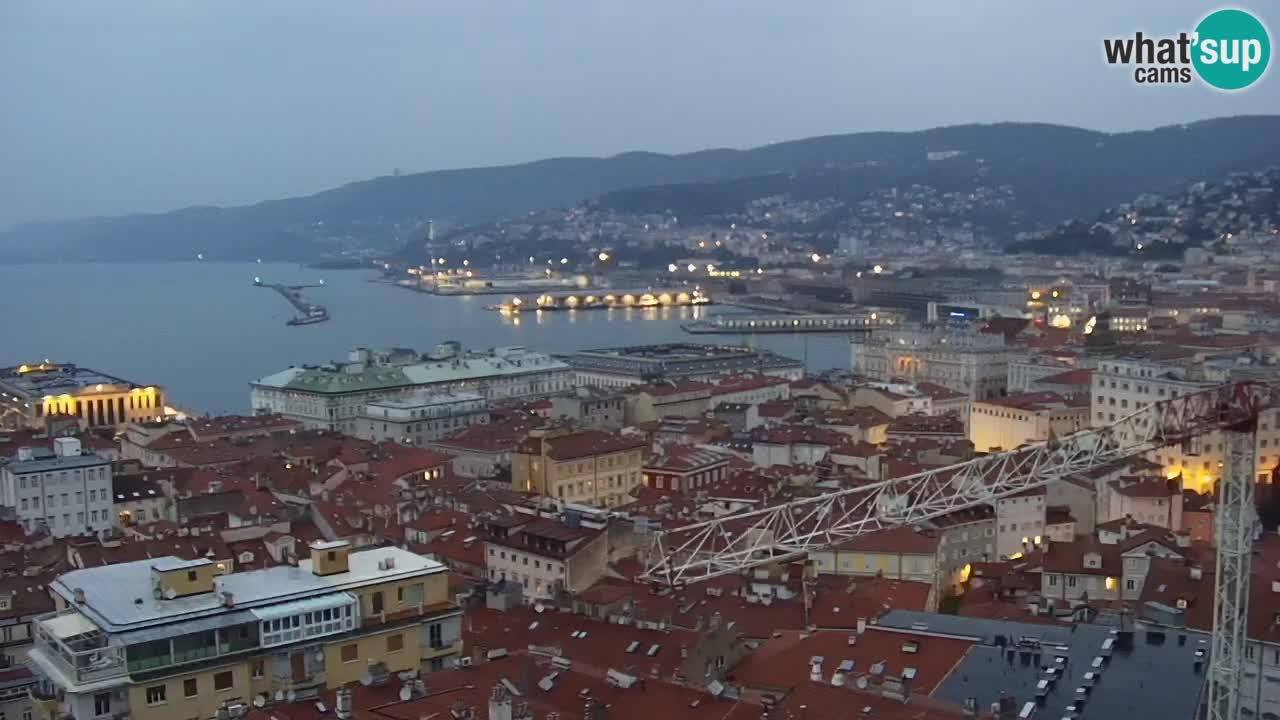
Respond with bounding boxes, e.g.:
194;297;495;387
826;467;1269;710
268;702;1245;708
3;0;1279;229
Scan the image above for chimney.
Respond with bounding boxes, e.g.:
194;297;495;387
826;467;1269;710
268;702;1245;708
489;685;513;720
336;687;354;720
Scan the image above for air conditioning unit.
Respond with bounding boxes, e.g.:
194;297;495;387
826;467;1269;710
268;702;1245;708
458;656;473;668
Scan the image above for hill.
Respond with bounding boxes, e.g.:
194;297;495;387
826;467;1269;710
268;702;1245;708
3;116;1279;262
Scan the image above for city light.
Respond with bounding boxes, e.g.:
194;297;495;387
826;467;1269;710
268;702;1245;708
873;264;883;274
687;263;697;272
668;263;678;272
560;258;569;265
463;259;470;267
1030;290;1042;300
811;253;821;263
598;252;610;262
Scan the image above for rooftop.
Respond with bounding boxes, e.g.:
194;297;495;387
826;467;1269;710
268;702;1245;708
4;451;109;474
561;343;802;376
0;362;147;397
878;610;1208;720
49;545;445;633
253;347;568;395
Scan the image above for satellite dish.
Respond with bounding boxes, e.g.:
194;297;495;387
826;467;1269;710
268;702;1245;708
286;690;296;703
855;676;869;689
399;686;413;702
361;674;373;686
274;691;285;701
253;695;266;709
197;253;205;261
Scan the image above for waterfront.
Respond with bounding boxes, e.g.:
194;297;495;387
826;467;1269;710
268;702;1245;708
0;263;851;414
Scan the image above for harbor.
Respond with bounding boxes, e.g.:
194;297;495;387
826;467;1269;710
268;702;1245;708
489;287;711;313
682;311;901;334
254;277;330;326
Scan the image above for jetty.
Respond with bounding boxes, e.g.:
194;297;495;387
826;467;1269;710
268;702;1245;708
254;277;330;326
682;311;901;334
488;288;711;313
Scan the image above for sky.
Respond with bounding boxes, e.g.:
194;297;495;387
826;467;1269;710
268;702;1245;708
1;1;1278;229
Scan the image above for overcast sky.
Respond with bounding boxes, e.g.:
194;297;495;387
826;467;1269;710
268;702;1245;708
1;1;1277;228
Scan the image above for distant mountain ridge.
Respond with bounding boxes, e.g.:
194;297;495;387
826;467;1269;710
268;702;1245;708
3;116;1279;262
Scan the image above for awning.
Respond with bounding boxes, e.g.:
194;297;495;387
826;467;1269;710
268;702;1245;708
44;612;98;639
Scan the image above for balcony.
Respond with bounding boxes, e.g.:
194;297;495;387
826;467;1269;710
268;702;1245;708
30;611;128;687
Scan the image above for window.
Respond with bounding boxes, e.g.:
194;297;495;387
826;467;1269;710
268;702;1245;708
252;659;265;678
214;671;233;691
145;685;167;705
1048;575;1057;586
387;633;404;652
94;693;111;715
187;570;198;582
184;678;198;698
429;622;444;648
341;643;359;663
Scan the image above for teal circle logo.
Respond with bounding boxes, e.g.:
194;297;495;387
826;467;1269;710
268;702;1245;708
1192;9;1270;90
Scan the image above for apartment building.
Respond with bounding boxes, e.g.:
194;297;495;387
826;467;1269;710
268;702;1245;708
1;438;114;538
1090;354;1280;491
27;541;461;720
483;518;609;601
356;390;489;446
642;446;733;493
969;391;1089;453
808;527;943;610
511;428;646;508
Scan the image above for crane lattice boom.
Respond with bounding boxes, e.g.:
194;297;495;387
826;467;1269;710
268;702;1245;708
641;381;1269;586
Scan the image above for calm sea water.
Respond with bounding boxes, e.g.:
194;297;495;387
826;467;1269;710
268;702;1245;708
0;263;850;414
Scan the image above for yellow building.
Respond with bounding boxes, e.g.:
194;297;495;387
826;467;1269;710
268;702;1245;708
27;541;460;720
0;362;168;431
807;526;943;610
511;428;647;507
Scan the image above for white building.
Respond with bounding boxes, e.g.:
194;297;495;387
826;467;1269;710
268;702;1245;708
0;438;113;538
995;487;1045;560
356;391;489;446
969;391;1089;453
1091;354;1280;492
850;327;1014;401
251;345;570;433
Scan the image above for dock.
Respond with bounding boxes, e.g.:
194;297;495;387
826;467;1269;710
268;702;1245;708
682;311;901;334
489;288;711;313
254;277;330;326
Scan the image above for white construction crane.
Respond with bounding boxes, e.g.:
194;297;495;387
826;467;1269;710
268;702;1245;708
640;381;1271;720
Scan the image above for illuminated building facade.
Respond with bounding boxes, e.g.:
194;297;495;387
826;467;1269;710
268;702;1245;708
1091;355;1280;491
0;363;165;431
850;328;1013;401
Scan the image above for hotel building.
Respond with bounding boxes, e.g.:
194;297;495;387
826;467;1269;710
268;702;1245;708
26;541;461;720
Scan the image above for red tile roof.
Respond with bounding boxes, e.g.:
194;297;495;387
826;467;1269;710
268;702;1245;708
809;575;932;629
833;526;941;555
517;429;647;461
731;628;972;695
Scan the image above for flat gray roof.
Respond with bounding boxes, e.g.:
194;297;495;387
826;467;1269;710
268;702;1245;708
877;610;1207;720
52;546;444;634
5;453;109;474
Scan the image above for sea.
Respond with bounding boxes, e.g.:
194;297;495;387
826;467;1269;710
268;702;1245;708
0;263;851;415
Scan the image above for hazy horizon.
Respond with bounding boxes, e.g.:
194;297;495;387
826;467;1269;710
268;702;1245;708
3;1;1278;229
